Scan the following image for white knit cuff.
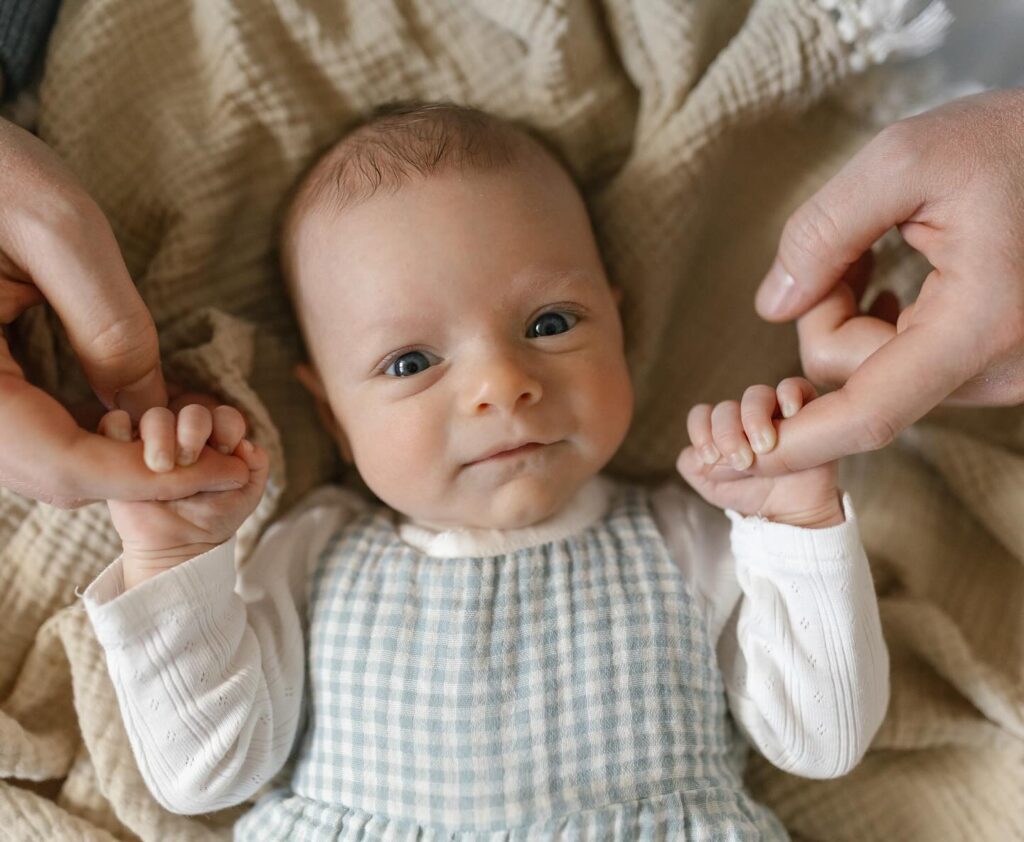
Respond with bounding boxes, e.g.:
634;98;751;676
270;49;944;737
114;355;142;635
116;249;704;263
79;536;237;648
725;491;861;567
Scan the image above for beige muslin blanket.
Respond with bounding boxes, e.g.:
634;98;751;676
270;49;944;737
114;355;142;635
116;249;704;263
1;1;1021;839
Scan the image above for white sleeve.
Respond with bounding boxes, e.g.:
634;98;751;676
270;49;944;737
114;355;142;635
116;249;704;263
651;482;890;779
78;483;369;815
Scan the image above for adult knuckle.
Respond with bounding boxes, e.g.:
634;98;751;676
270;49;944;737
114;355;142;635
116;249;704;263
799;345;837;388
853;409;899;452
86;308;154;363
874;120;925;171
783;198;843;268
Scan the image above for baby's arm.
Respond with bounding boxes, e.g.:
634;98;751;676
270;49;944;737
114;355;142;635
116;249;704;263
721;496;889;777
82;397;365;814
672;377;889;777
80;486;362;814
654;484;889;779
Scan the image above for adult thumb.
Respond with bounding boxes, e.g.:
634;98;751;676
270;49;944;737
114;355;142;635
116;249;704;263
755;124;925;322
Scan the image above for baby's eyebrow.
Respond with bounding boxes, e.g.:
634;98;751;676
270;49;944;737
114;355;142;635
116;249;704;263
362;313;432;338
508;267;596;302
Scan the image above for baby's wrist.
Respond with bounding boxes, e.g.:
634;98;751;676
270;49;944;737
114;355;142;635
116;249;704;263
121;542;220;590
761;490;845;529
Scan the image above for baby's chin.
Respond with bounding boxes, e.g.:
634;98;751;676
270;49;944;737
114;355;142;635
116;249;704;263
390;471;592;531
462;472;590;530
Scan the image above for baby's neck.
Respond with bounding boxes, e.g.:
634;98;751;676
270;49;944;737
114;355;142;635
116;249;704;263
397;475;613;559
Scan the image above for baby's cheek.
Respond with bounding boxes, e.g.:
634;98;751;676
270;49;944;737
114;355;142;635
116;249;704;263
581;355;634;456
349;411;440;511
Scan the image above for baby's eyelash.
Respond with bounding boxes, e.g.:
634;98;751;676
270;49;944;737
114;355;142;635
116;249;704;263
374;304;588;375
375;345;426;376
535;303;587;321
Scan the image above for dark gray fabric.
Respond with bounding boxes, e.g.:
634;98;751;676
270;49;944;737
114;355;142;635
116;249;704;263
0;0;61;100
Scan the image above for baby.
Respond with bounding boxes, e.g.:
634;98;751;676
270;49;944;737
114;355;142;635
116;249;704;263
81;102;889;841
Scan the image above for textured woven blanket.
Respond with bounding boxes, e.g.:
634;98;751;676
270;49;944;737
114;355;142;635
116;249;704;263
1;1;1021;839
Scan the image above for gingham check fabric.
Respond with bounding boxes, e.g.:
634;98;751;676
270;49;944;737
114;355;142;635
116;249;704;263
234;481;789;841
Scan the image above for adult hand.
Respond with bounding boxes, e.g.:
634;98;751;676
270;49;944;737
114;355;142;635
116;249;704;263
752;87;1024;473
0;117;249;508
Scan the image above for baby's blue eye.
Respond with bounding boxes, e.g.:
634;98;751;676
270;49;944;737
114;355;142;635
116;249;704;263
528;311;578;338
385;350;439;377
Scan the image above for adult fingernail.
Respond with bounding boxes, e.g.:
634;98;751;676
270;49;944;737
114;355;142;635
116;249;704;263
755;259;799;318
114;367;166;420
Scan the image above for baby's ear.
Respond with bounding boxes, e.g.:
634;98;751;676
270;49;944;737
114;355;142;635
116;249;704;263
294;362;327;401
293;363;355;465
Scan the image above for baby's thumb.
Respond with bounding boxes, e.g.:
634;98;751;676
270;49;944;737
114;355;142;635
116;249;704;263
236;439;270;495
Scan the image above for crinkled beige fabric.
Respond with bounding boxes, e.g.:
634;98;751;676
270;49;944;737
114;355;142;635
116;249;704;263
1;1;1021;840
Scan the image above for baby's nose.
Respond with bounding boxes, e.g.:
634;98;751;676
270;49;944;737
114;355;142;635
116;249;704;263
463;353;542;416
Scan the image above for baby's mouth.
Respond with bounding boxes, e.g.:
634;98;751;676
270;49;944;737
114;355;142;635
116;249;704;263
464;441;551;467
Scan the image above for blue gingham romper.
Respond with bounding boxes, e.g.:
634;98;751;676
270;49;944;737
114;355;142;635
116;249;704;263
234;480;790;840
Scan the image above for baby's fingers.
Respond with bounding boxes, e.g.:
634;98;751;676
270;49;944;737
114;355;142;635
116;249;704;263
776;377;818;418
210;405;247;455
686;404;720;465
234;438;270;505
712;401;753;471
97;409;133;443
139;406;177;472
740;385;778;455
175;404;214;466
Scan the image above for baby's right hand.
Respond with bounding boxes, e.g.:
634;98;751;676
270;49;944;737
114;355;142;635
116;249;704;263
96;403;269;589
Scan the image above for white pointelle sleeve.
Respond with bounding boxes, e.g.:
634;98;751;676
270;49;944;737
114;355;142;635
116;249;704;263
78;483;369;815
650;482;890;779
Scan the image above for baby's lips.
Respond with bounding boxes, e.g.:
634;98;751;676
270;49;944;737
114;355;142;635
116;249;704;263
207;479;245;492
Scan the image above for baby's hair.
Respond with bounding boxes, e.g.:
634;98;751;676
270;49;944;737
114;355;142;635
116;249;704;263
278;100;577;308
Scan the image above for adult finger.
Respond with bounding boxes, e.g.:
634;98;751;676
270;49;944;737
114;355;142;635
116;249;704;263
796;285;897;390
0;120;167;422
755;123;925;322
749;320;972;474
0;361;249;508
0;278;45;321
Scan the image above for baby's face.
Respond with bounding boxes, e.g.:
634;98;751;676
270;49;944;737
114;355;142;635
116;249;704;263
291;154;634;529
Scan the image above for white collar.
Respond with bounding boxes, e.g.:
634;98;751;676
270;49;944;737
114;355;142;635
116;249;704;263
397;474;615;558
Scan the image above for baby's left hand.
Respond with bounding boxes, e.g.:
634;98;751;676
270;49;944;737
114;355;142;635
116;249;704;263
677;377;843;528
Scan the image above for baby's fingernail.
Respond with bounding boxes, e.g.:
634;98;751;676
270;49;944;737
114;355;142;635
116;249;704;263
751;430;776;454
217;444;231;455
781;401;798;418
239;440;253;456
730;449;753;470
176;449;196;466
147;449;173;472
700;445;720;464
110;426;132;443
